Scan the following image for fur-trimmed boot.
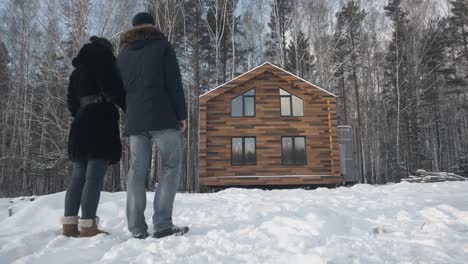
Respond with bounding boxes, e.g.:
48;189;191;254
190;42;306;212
79;217;109;237
61;216;80;237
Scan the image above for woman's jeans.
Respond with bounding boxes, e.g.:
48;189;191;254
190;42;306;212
64;160;109;219
126;129;181;235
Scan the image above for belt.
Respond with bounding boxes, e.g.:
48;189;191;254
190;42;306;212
79;95;110;108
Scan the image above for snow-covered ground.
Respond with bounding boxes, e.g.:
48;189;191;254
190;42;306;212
0;197;36;223
0;199;10;221
1;182;467;264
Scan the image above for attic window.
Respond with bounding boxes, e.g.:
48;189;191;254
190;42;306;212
280;89;303;117
231;89;255;117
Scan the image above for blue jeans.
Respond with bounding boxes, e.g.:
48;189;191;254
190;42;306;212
64;160;109;219
126;129;181;235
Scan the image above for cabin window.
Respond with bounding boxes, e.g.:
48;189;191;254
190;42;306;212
231;137;256;165
282;136;307;165
279;89;303;116
231;89;256;117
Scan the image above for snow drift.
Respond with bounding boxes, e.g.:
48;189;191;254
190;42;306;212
1;182;468;264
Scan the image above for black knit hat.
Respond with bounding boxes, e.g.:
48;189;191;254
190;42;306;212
132;12;155;27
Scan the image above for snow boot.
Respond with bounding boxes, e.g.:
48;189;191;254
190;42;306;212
153;225;189;239
79;217;109;237
61;216;80;237
132;232;150;239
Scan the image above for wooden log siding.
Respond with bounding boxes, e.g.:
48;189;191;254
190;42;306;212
199;63;342;186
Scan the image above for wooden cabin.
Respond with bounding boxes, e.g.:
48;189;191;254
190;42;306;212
199;62;342;187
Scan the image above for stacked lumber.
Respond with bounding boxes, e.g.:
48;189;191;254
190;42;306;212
402;169;467;183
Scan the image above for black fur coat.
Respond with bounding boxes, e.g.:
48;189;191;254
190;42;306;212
67;42;126;164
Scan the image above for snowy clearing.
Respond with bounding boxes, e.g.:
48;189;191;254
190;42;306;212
1;182;468;264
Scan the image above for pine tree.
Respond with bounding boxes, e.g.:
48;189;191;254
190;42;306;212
220;0;242;82
0;41;10;195
286;30;314;78
180;0;208;192
234;16;253;75
332;9;349;125
383;0;409;182
331;1;366;182
200;0;230;86
448;0;468;70
265;0;292;68
332;1;365;124
0;41;9;99
419;19;450;172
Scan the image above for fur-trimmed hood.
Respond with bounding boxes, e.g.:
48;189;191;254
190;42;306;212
72;43;100;68
120;25;166;50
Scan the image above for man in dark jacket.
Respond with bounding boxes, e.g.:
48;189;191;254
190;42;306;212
117;12;188;239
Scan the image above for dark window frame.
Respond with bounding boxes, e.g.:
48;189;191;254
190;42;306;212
231;88;256;117
231;136;257;165
281;136;307;165
279;88;304;117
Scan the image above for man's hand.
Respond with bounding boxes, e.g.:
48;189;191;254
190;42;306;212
178;120;187;134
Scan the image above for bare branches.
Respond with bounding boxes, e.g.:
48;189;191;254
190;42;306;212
0;0;467;195
197;0;229;85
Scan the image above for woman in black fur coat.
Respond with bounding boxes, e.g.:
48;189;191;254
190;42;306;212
61;36;126;237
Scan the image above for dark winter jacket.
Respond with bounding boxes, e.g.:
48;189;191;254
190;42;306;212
117;25;187;135
67;42;126;164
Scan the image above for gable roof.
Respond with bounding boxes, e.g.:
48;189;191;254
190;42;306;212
200;62;336;103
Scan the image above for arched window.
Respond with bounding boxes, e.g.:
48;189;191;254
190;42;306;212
279;89;303;116
231;89;255;117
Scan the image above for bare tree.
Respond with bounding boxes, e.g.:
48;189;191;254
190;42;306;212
198;0;229;86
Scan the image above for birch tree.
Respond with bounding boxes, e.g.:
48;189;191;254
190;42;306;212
198;0;229;86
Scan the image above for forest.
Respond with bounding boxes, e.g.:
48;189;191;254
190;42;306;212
0;0;467;197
